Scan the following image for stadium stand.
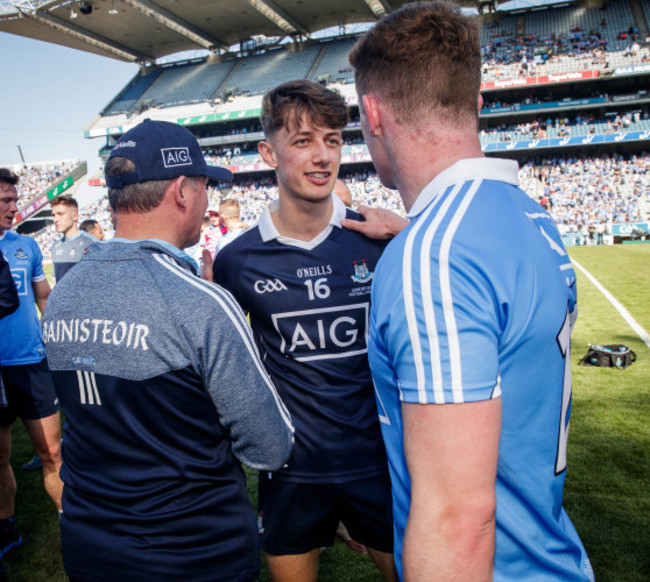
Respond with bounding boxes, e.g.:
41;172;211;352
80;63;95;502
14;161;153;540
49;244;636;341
25;150;646;258
10;161;79;207
8;1;650;248
102;68;164;116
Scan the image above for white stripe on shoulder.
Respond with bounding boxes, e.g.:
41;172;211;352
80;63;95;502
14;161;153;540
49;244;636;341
402;182;463;404
439;179;482;404
152;254;293;428
419;181;467;404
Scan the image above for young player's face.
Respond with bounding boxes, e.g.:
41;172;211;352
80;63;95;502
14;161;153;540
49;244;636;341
0;183;18;233
52;204;78;236
261;115;342;204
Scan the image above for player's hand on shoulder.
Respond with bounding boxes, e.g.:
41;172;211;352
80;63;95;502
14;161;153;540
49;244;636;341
341;205;409;240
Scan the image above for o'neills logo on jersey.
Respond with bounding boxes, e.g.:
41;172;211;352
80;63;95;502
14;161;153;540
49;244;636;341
43;318;150;351
296;265;332;278
162;147;192;168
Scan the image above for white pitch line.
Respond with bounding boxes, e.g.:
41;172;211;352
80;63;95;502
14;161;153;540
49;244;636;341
572;258;650;351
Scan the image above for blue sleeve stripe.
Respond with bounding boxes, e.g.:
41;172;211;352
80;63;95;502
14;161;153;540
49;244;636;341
438;179;482;404
152;254;294;431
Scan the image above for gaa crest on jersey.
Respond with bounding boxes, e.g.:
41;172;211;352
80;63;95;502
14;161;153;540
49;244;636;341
350;259;373;284
14;248;28;261
255;278;288;294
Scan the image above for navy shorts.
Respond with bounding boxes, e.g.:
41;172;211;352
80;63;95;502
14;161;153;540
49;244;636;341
0;359;60;426
258;472;394;555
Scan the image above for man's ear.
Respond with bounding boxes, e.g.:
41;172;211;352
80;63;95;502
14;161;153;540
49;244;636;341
362;94;382;136
478;93;484;112
172;175;190;209
258;140;278;169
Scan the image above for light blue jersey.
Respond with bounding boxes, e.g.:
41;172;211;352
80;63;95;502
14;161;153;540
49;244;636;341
369;158;593;581
0;231;48;365
51;231;95;282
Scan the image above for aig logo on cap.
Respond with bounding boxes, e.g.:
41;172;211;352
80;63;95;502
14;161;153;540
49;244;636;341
162;147;193;168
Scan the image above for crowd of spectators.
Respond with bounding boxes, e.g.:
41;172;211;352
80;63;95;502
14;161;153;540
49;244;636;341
480;22;650;82
480;109;650;142
12;160;80;208
203;137;369;169
22;152;647;258
519;154;649;240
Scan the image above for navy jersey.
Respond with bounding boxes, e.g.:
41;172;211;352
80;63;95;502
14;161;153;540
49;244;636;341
43;239;293;582
0;248;19;319
215;196;388;483
51;231;95;282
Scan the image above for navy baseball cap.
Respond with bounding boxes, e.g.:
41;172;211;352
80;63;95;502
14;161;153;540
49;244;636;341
105;119;233;188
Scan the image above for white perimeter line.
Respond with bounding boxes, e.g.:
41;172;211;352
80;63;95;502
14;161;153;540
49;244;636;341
572;258;650;351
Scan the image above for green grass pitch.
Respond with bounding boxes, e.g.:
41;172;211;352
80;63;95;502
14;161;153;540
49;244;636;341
5;244;648;581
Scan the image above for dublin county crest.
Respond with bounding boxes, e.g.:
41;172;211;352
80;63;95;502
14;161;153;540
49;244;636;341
350;259;373;284
15;248;28;261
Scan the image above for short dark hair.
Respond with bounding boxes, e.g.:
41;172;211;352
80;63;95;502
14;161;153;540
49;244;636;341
79;219;100;233
349;1;481;128
261;80;349;139
0;169;19;186
104;156;169;213
51;194;78;210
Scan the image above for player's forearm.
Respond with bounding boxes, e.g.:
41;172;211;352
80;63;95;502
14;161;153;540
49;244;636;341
403;501;495;581
205;330;294;470
225;373;294;472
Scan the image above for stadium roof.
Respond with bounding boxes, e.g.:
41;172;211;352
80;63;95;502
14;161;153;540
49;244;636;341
0;0;474;63
0;0;575;64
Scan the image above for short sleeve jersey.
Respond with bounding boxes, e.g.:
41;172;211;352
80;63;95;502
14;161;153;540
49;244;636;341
0;231;47;365
215;196;388;483
369;158;593;581
51;231;95;282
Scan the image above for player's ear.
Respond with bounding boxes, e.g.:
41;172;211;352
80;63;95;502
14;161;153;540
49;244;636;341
478;93;484;112
258;140;278;169
362;94;382;136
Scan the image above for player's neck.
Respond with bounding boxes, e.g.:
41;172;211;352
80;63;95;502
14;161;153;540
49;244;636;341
63;225;80;239
272;193;333;242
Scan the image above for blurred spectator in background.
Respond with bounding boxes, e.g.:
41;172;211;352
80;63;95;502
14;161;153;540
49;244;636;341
213;199;248;256
79;219;104;241
50;196;95;284
333;178;353;208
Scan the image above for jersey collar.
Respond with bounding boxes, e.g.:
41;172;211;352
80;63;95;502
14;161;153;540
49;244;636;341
110;237;199;274
407;157;520;219
258;194;346;249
